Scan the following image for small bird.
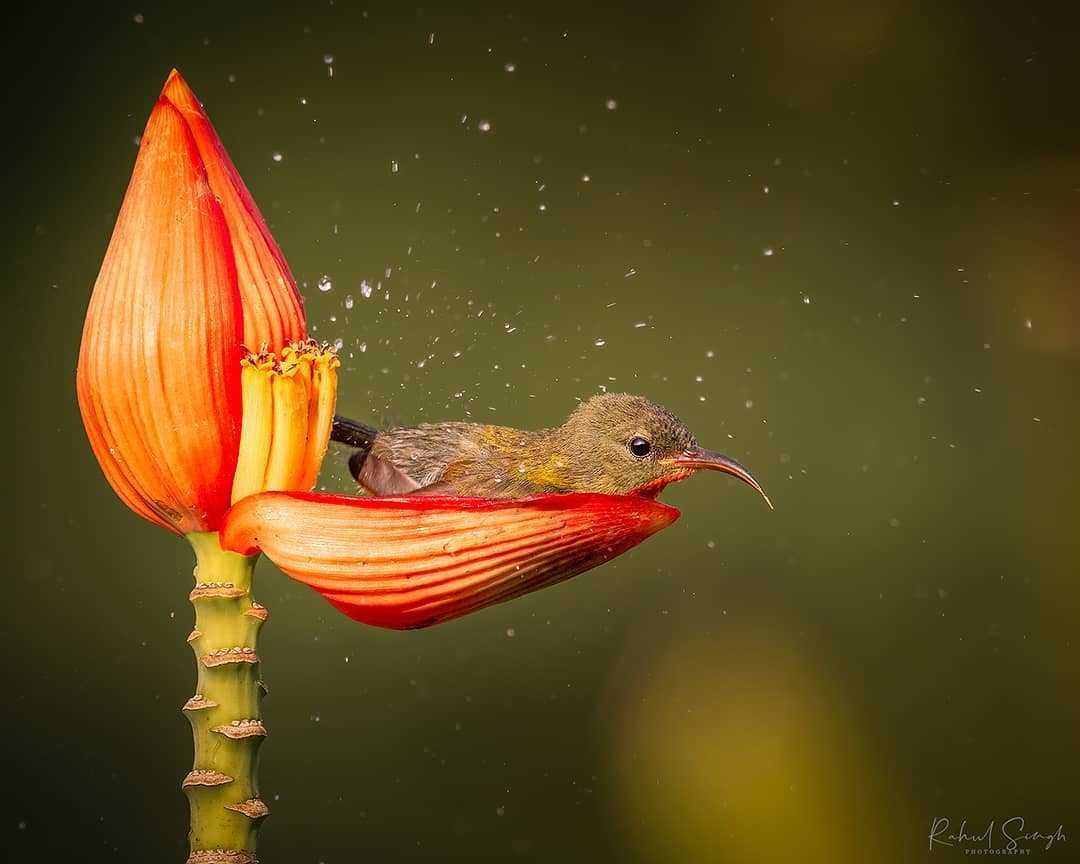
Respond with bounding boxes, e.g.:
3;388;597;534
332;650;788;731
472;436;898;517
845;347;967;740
331;393;772;506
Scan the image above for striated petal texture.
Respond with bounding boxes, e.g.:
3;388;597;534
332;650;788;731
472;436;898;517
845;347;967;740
220;492;679;629
162;70;305;351
76;98;243;533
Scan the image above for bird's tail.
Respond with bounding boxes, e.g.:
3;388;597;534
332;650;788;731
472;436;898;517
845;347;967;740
331;414;426;496
331;414;379;481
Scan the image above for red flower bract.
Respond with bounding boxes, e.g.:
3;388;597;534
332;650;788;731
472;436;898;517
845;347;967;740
77;71;305;534
78;69;685;629
221;491;680;629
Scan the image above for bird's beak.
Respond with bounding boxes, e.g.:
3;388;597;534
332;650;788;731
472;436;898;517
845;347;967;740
662;447;774;510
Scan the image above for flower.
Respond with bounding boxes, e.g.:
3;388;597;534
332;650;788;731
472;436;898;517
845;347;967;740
77;70;331;534
77;70;683;627
76;68;690;864
221;491;679;629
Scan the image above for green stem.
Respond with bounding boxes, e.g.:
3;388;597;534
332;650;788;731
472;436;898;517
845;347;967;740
182;532;268;864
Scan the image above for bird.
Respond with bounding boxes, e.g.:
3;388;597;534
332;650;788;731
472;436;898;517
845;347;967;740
330;392;772;507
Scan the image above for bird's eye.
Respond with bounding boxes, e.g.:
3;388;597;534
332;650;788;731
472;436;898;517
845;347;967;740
628;436;651;458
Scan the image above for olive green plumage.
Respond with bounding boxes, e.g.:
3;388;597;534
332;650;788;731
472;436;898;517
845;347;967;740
360;393;697;498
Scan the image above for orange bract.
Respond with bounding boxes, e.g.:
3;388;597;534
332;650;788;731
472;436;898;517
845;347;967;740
77;99;243;534
220;492;680;629
162;71;305;352
77;71;308;534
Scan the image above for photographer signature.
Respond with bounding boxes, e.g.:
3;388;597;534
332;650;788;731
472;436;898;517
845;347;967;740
929;817;1066;853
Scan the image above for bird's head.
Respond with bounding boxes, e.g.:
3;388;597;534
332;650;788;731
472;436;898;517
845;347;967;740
554;393;772;506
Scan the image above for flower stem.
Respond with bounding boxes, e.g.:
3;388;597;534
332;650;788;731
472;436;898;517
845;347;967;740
183;532;268;864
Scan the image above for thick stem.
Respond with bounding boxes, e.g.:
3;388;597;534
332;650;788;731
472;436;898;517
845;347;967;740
183;532;268;864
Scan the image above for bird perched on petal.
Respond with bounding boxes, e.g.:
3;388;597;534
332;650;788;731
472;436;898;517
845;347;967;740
332;392;772;507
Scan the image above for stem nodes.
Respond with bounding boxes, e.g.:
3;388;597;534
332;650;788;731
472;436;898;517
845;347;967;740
223;799;270;821
183;694;218;712
183;770;235;788
183;532;266;861
200;646;259;667
187;851;258;864
211;719;267;739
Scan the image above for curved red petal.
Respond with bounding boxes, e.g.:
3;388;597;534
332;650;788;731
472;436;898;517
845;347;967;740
76;97;243;534
161;70;306;351
220;492;679;629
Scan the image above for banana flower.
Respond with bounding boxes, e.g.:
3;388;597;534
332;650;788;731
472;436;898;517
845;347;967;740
76;71;679;864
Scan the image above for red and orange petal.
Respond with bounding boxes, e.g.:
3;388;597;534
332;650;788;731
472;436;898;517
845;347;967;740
161;70;305;352
220;492;680;629
76;97;243;535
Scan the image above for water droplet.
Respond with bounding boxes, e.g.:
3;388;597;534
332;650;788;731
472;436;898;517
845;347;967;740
333;337;344;351
762;247;774;257
391;160;399;173
323;53;334;64
344;294;354;310
594;338;606;347
504;62;516;72
271;152;283;163
605;98;618;110
360;280;373;298
478;120;492;133
802;295;811;305
506;627;516;637
133;12;144;24
317;275;333;293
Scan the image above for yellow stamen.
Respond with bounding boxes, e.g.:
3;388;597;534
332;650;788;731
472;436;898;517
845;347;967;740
229;341;339;502
230;359;274;503
263;362;310;491
298;351;340;490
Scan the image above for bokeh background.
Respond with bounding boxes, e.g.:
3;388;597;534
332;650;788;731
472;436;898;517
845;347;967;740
9;2;1079;861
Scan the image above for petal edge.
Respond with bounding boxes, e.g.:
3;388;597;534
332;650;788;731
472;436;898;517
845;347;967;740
220;492;679;628
77;97;243;533
161;70;306;351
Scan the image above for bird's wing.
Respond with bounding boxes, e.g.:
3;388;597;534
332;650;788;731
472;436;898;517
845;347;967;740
409;480;459;496
371;423;491;488
352;451;423;496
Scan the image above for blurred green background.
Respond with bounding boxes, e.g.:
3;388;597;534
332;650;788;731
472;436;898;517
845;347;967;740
9;2;1079;861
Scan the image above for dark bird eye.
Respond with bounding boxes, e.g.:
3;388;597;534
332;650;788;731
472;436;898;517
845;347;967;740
628;436;651;458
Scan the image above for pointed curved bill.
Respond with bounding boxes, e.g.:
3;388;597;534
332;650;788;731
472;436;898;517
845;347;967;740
220;492;680;629
663;448;773;509
161;70;306;351
76;98;243;534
